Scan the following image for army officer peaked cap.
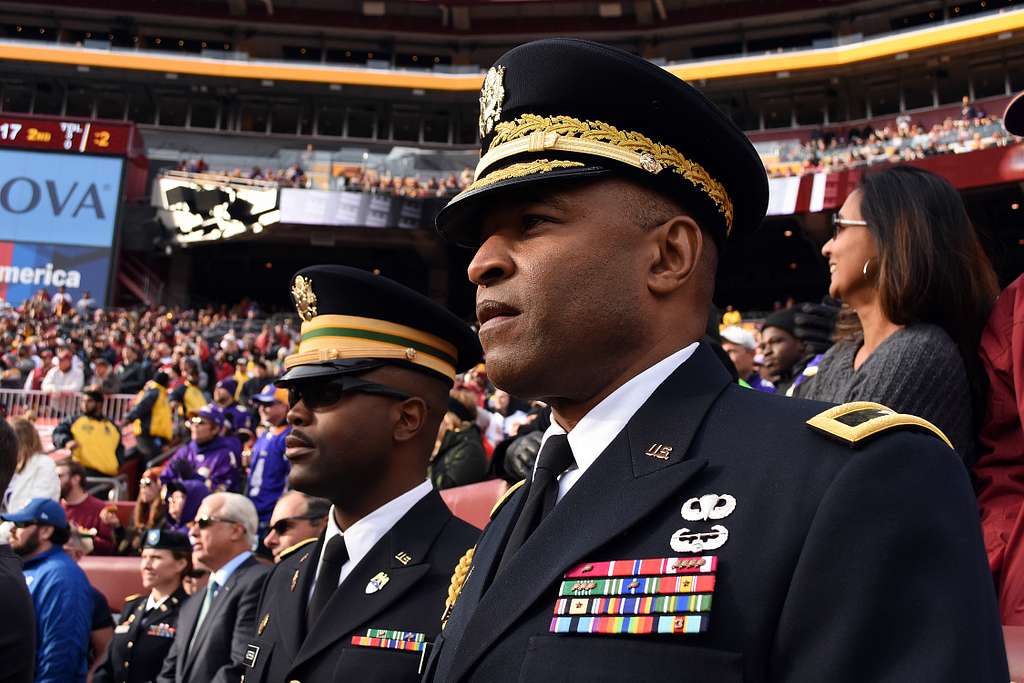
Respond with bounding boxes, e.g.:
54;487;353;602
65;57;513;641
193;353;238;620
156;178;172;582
436;38;769;247
281;265;481;385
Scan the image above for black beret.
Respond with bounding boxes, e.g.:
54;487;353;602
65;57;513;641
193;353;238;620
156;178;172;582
143;528;191;553
436;38;768;247
280;265;482;385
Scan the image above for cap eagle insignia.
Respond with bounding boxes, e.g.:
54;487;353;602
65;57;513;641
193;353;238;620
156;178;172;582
291;275;318;322
479;65;506;138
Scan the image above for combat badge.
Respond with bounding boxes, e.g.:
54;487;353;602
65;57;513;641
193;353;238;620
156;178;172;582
479;65;506;138
681;494;736;521
670;525;729;553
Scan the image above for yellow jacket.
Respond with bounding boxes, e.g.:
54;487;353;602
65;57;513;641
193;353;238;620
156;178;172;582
130;381;173;441
53;414;123;476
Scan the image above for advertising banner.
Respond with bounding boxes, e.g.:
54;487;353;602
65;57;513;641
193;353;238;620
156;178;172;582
279;189;423;229
0;148;124;247
0;241;112;305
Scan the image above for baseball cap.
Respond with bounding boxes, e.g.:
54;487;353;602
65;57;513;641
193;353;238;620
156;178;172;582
216;378;238;396
189;403;225;427
720;326;756;351
1;498;68;529
252;383;288;405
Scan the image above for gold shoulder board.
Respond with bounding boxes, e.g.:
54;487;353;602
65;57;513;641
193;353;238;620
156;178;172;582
806;401;953;449
490;479;527;519
277;537;318;561
124;593;142;602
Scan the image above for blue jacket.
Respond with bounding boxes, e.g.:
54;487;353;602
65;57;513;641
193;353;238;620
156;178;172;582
161;435;242;493
247;424;291;522
23;546;92;683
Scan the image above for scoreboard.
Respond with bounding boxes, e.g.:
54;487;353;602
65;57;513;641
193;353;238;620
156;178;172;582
0;113;132;156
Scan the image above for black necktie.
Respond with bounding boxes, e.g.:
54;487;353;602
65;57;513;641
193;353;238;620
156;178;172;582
307;535;348;629
497;434;575;574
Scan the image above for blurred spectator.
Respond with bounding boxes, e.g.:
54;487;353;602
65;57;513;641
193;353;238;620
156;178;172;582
795;167;998;465
246;385;291;540
57;459;116;555
169;361;208;421
720;326;775;393
74;290;97;316
429;392;488;490
478;389;529;447
89;357;120;394
41;349;84;394
182;567;209;596
3;498;92;683
261;491;329;562
161;404;242;493
759;308;816;395
24;348;54;391
94;529;192;683
63;528;115;682
1;418;59;542
158;493;268;683
0;418;34;683
213;378;254;444
240;360;271;405
110;466;166;555
126;372;173;463
115;345;148;395
721;305;742;327
52;389;124;477
51;285;72;317
163;480;206;535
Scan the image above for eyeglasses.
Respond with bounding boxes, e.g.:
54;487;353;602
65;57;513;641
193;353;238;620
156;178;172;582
830;214;869;240
188;416;215;426
140;477;154;486
286;376;412;411
190;515;241;530
267;513;326;536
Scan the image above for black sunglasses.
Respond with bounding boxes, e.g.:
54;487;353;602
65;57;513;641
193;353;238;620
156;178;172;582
267;513;326;536
286;376;412;411
190;515;241;530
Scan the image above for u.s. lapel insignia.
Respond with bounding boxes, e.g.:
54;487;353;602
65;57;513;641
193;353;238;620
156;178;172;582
365;571;390;594
670;525;729;553
291;275;318;322
290;569;300;592
645;443;673;460
479;65;506;138
681;494;736;521
395;551;413;565
258;613;270;636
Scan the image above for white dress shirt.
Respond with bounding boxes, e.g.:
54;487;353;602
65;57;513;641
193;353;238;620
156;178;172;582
539;342;699;502
310;478;432;596
210;550;253;589
145;592;171;612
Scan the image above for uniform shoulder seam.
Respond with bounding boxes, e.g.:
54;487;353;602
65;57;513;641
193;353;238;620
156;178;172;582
490;479;526;519
277;536;318;560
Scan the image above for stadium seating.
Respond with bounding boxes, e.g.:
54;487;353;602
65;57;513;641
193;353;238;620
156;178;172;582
439;478;509;529
81;556;146;613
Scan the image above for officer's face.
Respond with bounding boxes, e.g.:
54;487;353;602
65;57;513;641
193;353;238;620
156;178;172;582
140;549;188;590
284;370;402;504
468;178;656;401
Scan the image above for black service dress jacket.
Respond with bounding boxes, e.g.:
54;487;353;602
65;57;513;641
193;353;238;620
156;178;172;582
94;587;188;683
425;343;1008;683
244;489;479;683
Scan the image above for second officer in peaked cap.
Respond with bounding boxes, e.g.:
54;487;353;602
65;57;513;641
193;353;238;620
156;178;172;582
242;265;480;683
424;38;1007;682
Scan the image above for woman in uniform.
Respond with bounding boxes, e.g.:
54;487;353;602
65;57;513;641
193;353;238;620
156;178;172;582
94;529;191;683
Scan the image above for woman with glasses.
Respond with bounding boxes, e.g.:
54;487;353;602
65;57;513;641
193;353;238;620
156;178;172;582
795;166;998;464
107;466;166;554
94;529;192;683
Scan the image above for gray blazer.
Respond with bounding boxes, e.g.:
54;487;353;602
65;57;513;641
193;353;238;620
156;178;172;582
157;555;269;683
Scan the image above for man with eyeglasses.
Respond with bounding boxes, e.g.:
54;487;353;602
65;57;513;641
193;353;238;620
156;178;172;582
241;265;481;683
262;491;330;562
3;497;92;683
247;384;292;544
160;403;242;494
157;492;268;683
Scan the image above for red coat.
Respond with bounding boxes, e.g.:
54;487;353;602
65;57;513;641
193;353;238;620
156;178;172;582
975;273;1024;624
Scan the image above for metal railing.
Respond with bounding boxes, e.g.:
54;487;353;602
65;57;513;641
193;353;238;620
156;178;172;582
0;389;137;425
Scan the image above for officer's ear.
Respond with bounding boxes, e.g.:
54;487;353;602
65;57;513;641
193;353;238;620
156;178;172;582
392;397;430;443
647;214;704;296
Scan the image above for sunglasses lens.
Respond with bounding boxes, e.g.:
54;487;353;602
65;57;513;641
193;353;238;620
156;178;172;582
290;381;344;411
